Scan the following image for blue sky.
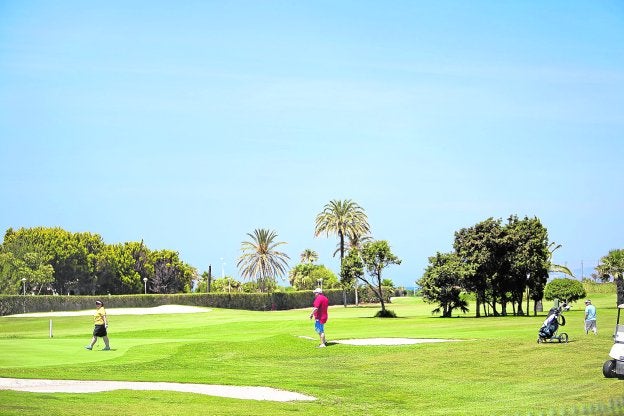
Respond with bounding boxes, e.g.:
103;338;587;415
1;1;623;288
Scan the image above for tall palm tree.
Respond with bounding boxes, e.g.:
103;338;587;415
315;200;370;305
597;248;624;305
300;249;318;264
237;228;290;293
314;199;370;266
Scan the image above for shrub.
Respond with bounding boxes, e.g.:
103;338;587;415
544;278;586;303
374;309;397;318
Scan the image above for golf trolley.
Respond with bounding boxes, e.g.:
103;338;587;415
537;303;569;344
603;303;624;378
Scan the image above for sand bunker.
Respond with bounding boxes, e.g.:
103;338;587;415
333;338;462;345
298;336;462;345
8;305;211;318
0;378;316;402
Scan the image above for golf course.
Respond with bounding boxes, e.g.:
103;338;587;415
0;293;622;415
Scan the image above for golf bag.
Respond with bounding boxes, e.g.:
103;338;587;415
538;306;566;340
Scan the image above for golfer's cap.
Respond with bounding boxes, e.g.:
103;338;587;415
313;288;322;294
584;299;591;303
95;300;103;305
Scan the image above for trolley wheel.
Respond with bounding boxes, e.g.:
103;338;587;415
558;333;568;343
537;337;543;344
603;360;617;378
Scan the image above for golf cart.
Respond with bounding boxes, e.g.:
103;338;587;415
603;303;624;378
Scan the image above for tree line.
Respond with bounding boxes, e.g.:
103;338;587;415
0;227;195;295
419;215;558;317
0;199;402;315
419;215;624;317
3;203;621;311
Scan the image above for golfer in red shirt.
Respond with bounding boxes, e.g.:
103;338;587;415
310;288;329;348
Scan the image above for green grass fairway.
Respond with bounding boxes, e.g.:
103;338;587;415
0;294;622;415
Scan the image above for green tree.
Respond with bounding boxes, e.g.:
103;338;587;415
381;278;394;288
200;269;213;293
0;227;198;295
210;276;241;293
300;249;318;264
96;243;143;294
341;249;364;286
237;228;290;292
288;263;339;290
339;232;372;306
360;240;401;316
596;249;624;305
341;249;364;305
419;252;471;317
289;263;315;289
544;278;586;304
150;249;195;294
452;216;550;317
0;252;21;294
454;218;506;317
506;216;550;316
1;227;105;295
17;252;55;294
0;252;23;295
0;251;55;295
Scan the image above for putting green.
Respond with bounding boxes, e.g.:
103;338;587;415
0;338;193;367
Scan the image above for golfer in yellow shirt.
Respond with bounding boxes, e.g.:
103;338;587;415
85;300;111;351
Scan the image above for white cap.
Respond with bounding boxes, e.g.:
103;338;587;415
313;288;322;294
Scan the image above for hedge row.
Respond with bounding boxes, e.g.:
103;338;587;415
0;285;401;316
0;289;363;316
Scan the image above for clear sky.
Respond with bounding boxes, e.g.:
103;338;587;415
1;1;623;288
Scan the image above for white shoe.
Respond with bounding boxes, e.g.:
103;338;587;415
317;343;326;348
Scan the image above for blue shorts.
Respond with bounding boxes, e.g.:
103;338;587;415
315;321;325;334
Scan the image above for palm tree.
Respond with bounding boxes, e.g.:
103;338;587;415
300;249;318;264
547;242;574;277
315;199;370;304
237;229;290;293
596;249;624;305
315;200;370;264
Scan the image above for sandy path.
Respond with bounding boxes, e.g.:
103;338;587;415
0;377;316;401
7;304;212;317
